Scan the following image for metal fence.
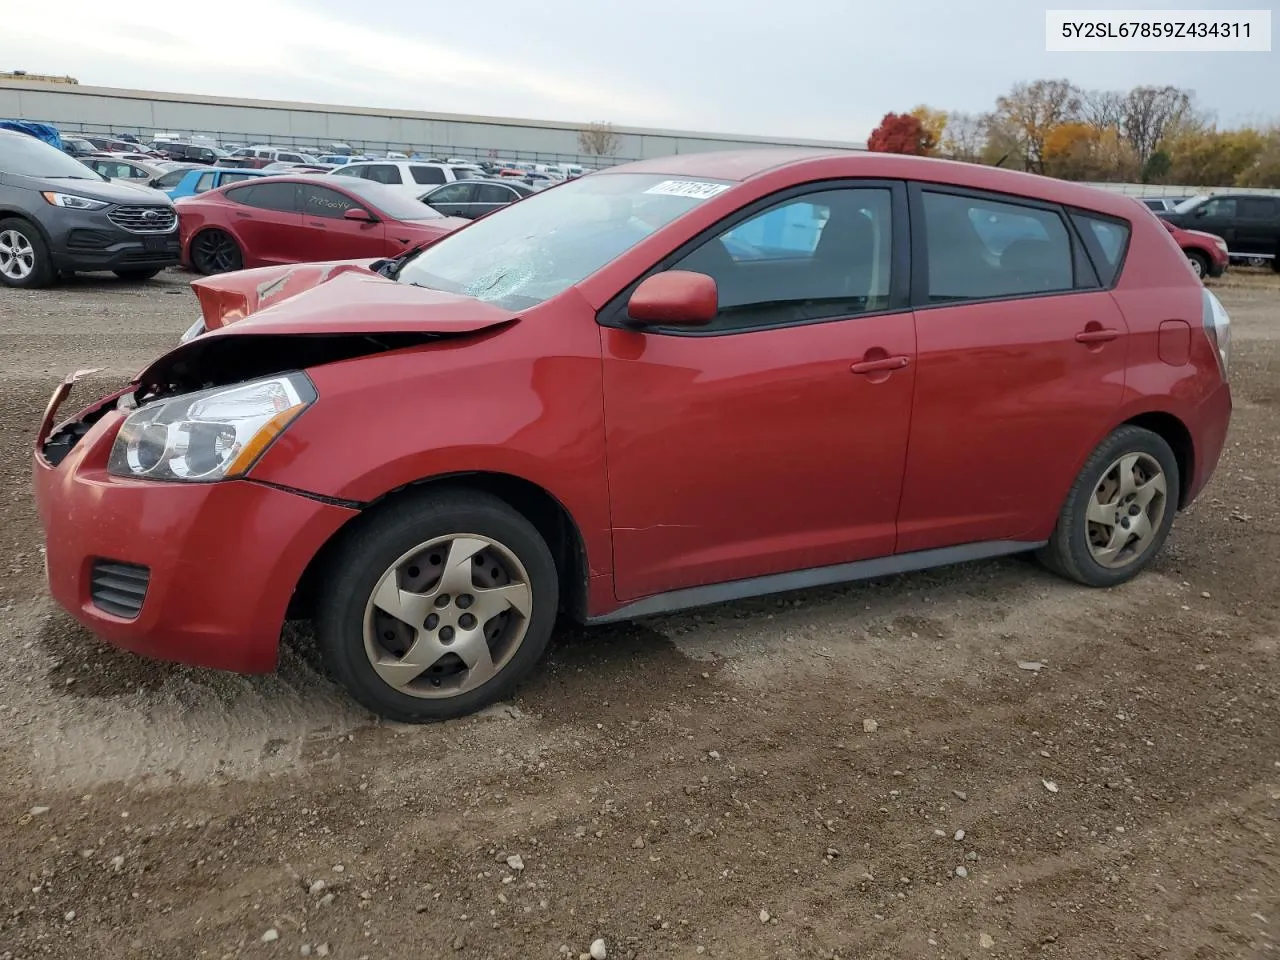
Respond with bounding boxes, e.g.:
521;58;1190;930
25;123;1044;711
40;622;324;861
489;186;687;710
1079;181;1280;199
54;119;638;168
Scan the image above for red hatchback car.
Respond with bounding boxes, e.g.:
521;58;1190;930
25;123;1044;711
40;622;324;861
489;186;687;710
177;175;467;274
1157;216;1229;279
33;150;1232;722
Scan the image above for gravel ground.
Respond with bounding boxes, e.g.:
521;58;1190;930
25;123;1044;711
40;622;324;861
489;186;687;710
0;267;1276;960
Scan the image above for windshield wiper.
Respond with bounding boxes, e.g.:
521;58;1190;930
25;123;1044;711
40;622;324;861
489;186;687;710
372;241;431;280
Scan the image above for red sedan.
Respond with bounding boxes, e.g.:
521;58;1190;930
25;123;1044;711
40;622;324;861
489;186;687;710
176;175;467;274
34;150;1232;723
1158;216;1228;279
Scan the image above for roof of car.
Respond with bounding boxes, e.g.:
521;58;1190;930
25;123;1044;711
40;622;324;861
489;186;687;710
607;149;1147;220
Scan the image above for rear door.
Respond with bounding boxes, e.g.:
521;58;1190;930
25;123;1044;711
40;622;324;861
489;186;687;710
298;182;387;260
895;185;1130;553
1232;197;1278;258
224;182;304;266
474;182;521;217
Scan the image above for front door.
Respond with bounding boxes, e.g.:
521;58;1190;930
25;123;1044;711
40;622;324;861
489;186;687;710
601;183;916;602
298;183;388;261
895;187;1129;553
227;181;304;267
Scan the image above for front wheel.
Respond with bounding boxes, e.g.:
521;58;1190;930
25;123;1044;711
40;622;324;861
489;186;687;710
315;490;559;722
1186;251;1208;280
1038;426;1180;587
189;229;243;274
0;218;55;288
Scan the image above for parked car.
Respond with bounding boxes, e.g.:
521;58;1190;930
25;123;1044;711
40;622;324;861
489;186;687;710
81;157;171;185
0;129;179;287
1159;193;1280;271
419;178;535;219
260;161;334;175
328;160;481;197
1159;217;1228;279
1140;197;1191;212
60;137;98;158
176;174;467;274
31;150;1232;722
218;146;320;170
83;136;144;154
150;140;228;165
158;165;268;199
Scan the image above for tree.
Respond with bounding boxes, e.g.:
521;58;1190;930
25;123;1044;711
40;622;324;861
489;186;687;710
867;112;935;155
1165;126;1266;186
939;112;986;162
1122;85;1192;167
578;121;620;157
910;105;948;156
1141;150;1171;183
980;114;1028;169
992;79;1082;172
1080;88;1126;135
1043;123;1138;181
1236;129;1280;187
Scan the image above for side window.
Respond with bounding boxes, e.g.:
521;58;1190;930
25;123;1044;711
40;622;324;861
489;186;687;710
922;191;1074;303
227;182;299;212
427;183;472;203
193;172;217;193
280;153;303;163
475;183;516;204
220;172;253;186
155;169;188;189
1201;197;1237;218
410;166;447;185
366;164;404;185
1238;197;1277;219
301;184;360;219
332;166;365;179
1069;213;1131;286
667;187;894;332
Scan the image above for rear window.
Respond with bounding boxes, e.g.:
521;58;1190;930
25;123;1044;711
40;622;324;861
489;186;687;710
1070;213;1131;286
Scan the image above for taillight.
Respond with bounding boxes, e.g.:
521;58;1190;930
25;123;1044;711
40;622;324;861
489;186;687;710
1201;288;1231;380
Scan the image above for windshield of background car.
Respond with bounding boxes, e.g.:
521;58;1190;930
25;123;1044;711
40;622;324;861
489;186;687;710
0;134;105;179
395;172;732;308
1173;194;1209;214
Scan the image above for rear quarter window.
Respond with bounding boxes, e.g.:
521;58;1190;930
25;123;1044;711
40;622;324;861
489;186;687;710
1070;213;1131;286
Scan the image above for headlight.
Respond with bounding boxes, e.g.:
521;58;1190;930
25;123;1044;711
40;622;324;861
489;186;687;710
41;192;109;211
108;373;315;482
1213;237;1228;253
179;317;206;343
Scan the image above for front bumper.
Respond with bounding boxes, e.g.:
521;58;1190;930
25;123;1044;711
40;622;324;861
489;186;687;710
33;384;358;673
45;207;181;273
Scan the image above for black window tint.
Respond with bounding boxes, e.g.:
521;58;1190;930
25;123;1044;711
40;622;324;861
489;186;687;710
302;184;360;219
410;166;446;185
280;153;303;163
475;183;516;204
194;172;216;193
667;187;894;332
923;191;1073;303
227;182;299;212
1069;213;1131;286
1201;197;1237;218
1238;197;1277;219
366;164;404;185
155;169;188;189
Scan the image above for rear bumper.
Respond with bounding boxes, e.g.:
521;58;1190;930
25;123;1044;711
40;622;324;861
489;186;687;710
1184;380;1232;506
33;397;357;672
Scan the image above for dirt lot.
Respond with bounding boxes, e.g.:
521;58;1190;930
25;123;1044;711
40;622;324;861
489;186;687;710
0;268;1276;960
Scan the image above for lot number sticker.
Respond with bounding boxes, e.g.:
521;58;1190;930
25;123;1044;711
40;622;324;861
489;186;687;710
644;180;731;200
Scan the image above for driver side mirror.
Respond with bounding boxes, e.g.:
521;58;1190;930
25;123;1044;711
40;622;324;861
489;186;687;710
1193;205;1208;217
627;270;718;327
344;207;377;223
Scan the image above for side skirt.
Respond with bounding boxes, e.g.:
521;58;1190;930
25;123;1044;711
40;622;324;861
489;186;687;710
586;540;1047;625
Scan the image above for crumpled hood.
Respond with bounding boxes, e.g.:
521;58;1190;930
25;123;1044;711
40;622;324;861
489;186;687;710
190;260;515;336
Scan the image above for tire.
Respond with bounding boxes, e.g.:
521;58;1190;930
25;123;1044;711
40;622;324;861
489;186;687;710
1185;251;1208;280
0;218;55;289
113;268;163;282
189;229;243;274
1037;426;1180;588
314;490;559;722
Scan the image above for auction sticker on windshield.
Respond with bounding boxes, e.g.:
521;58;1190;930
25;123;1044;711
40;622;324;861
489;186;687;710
643;180;732;200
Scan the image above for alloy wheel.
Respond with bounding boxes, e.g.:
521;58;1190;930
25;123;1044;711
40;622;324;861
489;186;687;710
0;229;35;281
362;534;533;698
1085;452;1168;569
192;231;240;273
1187;254;1204;278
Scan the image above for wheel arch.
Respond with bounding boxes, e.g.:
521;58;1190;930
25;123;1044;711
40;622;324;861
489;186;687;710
0;209;54;247
1121;410;1195;509
289;470;591;624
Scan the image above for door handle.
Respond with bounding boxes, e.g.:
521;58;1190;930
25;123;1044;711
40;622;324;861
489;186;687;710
1075;329;1119;344
850;355;911;375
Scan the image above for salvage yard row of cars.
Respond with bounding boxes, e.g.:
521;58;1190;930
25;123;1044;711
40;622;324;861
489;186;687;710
15;131;1236;722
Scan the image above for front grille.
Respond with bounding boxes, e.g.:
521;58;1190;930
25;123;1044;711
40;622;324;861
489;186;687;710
107;206;177;234
89;560;150;619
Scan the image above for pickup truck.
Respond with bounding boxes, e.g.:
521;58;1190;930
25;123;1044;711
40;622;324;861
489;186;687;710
1158;193;1280;270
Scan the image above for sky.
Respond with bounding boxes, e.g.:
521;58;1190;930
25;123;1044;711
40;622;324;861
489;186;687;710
3;0;1276;142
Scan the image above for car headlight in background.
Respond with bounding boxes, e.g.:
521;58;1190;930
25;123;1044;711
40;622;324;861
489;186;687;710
1213;237;1228;254
107;373;315;482
41;192;109;211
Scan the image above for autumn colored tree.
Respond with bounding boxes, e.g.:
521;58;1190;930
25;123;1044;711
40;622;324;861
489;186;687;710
909;105;948;156
867;112;935;155
1236;129;1280;187
1164;127;1266;186
940;112;986;162
991;79;1082;172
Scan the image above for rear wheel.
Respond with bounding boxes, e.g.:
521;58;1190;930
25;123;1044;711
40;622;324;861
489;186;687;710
0;218;55;288
1186;250;1208;280
315;490;559;722
1038;426;1179;587
190;229;243;274
113;267;163;282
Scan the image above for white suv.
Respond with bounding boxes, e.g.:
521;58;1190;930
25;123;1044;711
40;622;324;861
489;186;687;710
327;160;483;198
